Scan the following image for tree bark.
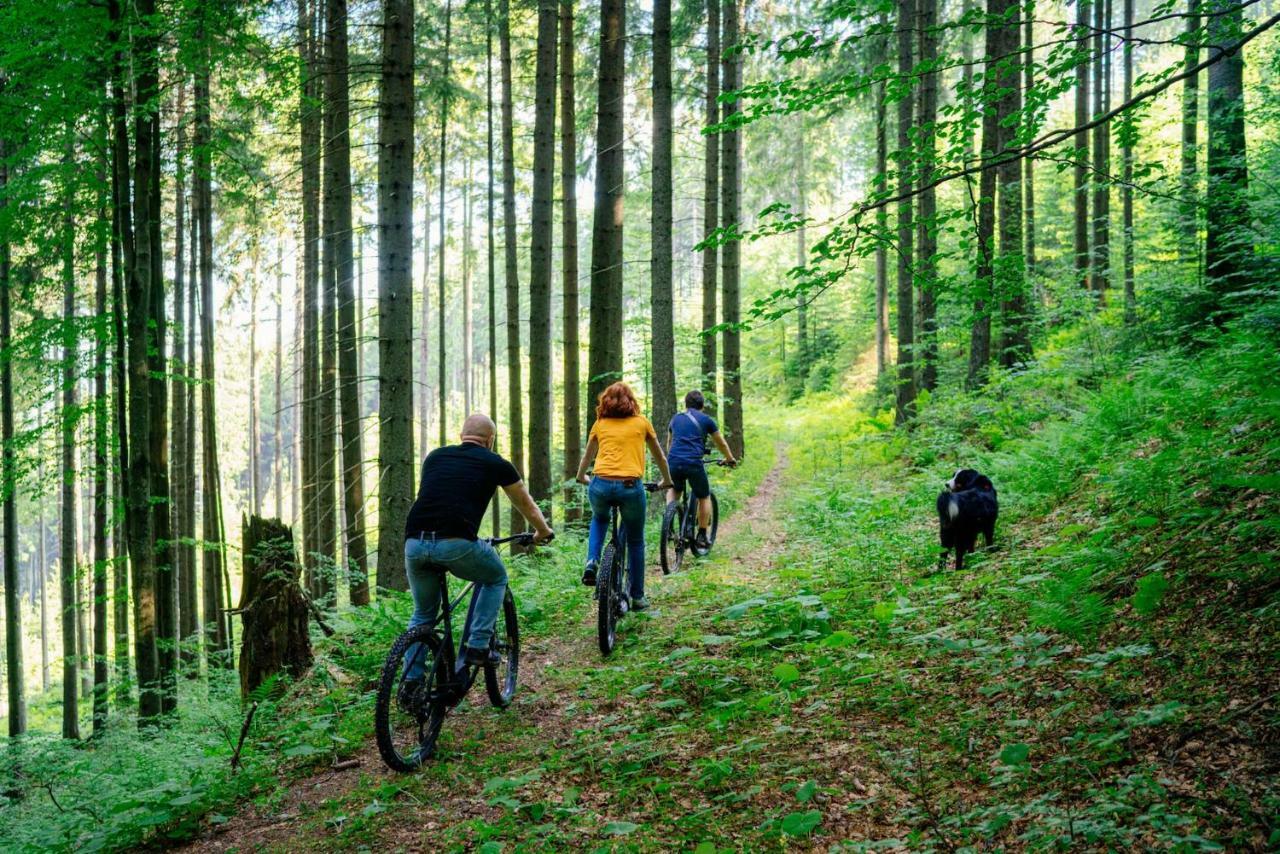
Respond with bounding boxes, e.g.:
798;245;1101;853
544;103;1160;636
1180;0;1201;266
108;61;131;689
1122;0;1136;323
794;119;809;389
195;26;229;668
437;0;452;448
1203;0;1252;311
917;0;939;392
650;0;676;435
488;0;501;535
720;0;744;455
1024;7;1037;283
997;0;1029;367
967;0;1002;388
326;0;368;605
1074;0;1091;290
299;0;322;596
588;0;626;428
559;0;581;524
0;131;25;736
528;0;558;512
238;516;312;698
376;0;416;592
893;0;916;424
875;16;889;376
1091;0;1111;300
180;175;198;671
93;132;111;734
62;130;82;738
500;0;525;537
701;0;720;398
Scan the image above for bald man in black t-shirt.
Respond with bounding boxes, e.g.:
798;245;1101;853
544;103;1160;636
402;414;553;677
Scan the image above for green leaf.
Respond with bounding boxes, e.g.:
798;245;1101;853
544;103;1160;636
871;601;896;623
603;821;639;836
1132;515;1160;529
283;743;323;758
693;844;717;854
796;780;817;803
1132;572;1168;615
821;630;856;648
772;663;800;685
780;809;822;836
999;743;1030;765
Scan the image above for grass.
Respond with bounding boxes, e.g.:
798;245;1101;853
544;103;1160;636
2;315;1277;851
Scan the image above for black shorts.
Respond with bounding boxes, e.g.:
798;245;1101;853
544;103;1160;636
670;462;711;500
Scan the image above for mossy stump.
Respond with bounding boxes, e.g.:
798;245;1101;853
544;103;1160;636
238;515;312;699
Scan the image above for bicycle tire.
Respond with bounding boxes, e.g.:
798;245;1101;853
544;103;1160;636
375;624;446;772
707;492;720;548
660;500;682;575
597;543;619;655
485;588;520;708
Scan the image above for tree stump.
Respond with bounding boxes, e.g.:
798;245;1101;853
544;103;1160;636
238;515;312;699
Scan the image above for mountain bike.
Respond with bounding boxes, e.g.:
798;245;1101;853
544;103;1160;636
375;532;538;771
659;457;733;575
595;481;663;656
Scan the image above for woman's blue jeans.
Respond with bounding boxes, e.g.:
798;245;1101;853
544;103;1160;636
402;536;507;681
587;477;647;599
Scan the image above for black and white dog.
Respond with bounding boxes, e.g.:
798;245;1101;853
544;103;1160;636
936;468;998;571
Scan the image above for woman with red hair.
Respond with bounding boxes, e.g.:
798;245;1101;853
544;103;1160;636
575;382;674;609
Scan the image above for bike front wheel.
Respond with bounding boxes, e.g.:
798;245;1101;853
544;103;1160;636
485;588;520;708
659;500;684;575
375;625;447;771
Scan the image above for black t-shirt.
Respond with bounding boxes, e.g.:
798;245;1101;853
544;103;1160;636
403;443;521;541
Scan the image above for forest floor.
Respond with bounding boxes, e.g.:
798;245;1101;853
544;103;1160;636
179;444;822;853
164;325;1279;853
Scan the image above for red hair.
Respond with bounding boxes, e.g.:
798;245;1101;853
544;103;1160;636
595;381;641;419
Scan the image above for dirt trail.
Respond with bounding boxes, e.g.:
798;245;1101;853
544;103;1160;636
179;447;792;853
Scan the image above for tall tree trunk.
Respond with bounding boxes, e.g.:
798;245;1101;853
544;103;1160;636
893;0;916;424
500;0;526;534
1179;0;1201;266
1091;0;1111;300
488;0;502;535
1024;8;1037;284
317;0;341;608
0;131;25;737
1203;0;1252;312
917;0;939;392
39;438;50;693
299;0;322;596
967;0;1002;388
463;161;474;414
794;120;809;389
92;135;111;734
62;130;82;738
376;0;416;592
528;0;558;512
170;83;187;678
249;263;261;518
875;18;889;376
559;0;580;525
437;0;453;448
1121;0;1136;324
420;161;431;457
326;0;367;605
650;0;676;435
108;107;131;696
1073;0;1091;290
275;241;285;519
700;0;720;398
195;28;228;667
180;188;197;670
720;0;744;455
997;0;1029;367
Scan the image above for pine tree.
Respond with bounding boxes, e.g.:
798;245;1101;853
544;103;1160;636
700;0;720;397
720;0;744;455
893;0;916;423
650;0;676;434
559;0;581;524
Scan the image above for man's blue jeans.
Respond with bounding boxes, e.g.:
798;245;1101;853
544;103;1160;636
587;477;647;599
403;536;507;680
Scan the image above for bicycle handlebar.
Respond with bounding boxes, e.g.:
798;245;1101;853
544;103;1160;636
486;531;553;548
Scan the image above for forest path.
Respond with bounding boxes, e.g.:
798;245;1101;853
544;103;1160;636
181;444;799;852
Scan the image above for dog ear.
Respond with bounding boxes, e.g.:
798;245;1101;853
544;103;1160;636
975;475;994;491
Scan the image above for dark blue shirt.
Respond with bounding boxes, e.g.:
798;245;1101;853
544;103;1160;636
667;409;718;466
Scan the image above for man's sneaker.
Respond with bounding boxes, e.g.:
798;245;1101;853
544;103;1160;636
459;645;502;670
694;529;711;553
631;595;650;611
581;561;598;587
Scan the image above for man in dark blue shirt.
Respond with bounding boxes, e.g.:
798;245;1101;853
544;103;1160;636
665;390;737;551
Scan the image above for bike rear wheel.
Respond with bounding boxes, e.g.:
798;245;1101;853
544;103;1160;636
659;500;684;575
375;625;447;771
485;588;520;707
597;543;622;655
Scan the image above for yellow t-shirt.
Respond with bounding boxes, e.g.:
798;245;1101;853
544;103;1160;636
590;415;656;478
